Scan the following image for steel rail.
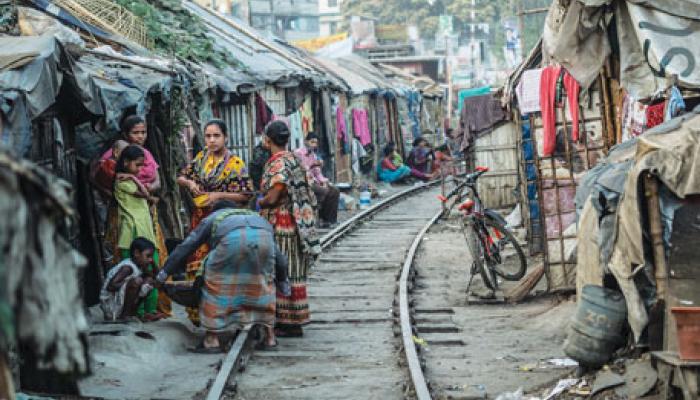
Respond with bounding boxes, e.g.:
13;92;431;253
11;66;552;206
205;180;440;400
398;210;441;400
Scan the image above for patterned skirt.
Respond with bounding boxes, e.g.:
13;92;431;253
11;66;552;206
200;226;276;332
267;207;310;327
185;207;212;325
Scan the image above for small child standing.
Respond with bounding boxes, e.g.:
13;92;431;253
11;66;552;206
100;237;157;321
114;145;162;321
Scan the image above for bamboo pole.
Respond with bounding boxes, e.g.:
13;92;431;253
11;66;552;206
0;355;14;400
644;173;673;351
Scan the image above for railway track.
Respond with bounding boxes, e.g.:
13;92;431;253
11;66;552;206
203;183;443;400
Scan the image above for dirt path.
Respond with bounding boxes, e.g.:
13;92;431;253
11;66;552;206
412;223;576;399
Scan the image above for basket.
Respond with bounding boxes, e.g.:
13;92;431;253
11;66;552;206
53;0;152;48
162;277;203;308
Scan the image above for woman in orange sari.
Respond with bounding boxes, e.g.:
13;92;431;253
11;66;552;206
176;119;253;324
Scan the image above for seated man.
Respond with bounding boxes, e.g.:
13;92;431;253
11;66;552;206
294;133;340;228
100;237;157;321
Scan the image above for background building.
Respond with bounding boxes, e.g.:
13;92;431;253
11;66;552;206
319;0;344;36
194;0;250;22
249;0;321;40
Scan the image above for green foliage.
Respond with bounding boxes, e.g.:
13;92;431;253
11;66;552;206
115;0;242;68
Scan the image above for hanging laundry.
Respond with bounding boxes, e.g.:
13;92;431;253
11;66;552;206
457;93;505;151
516;68;543;115
336;105;349;153
288;111;304;150
352;108;371;146
563;73;581;141
620;94;634;142
665;86;685;121
646;101;666;129
630;102;647;138
539;66;581;156
255;93;272;135
301;97;314;135
351;138;367;175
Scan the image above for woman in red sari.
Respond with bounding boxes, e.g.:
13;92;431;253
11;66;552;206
99;115;171;319
258;121;320;337
176;119;253;325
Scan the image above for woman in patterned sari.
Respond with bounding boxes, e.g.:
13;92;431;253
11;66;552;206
176;119;254;325
258;121;320;337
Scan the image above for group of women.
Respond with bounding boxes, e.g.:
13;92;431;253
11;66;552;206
94;116;316;341
377;136;454;183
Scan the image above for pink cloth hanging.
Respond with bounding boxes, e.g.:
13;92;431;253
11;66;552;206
336;106;347;142
352;108;371;146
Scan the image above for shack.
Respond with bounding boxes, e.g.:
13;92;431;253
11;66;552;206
503;0;700;393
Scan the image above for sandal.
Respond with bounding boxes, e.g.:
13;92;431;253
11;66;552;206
274;327;303;338
188;342;223;354
255;340;278;351
140;313;163;322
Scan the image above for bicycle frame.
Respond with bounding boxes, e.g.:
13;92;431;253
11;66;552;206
439;167;505;268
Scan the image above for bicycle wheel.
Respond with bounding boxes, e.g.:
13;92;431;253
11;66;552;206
482;217;527;281
460;216;497;291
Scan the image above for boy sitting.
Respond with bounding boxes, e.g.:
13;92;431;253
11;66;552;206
100;237;157;321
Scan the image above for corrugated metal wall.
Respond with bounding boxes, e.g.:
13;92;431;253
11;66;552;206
219;102;253;164
473;122;519;210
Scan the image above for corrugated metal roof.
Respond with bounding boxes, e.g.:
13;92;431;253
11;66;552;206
182;1;341;89
313;57;378;95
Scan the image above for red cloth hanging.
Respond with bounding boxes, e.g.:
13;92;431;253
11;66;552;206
539;66;581;156
539;66;561;156
646;101;666;129
563;72;581;142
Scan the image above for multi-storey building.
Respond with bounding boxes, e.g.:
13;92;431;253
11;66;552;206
193;0;250;22
318;0;343;37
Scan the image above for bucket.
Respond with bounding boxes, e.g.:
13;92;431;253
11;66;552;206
671;307;700;360
563;285;628;367
359;191;371;209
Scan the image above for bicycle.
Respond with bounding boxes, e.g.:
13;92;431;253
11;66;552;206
437;166;527;292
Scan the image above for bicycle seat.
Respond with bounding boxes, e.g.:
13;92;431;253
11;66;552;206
465;167;489;184
458;199;475;211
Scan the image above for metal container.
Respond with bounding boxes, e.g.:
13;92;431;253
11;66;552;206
563;285;628;367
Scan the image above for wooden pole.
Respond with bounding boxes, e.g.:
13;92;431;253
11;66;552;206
0;355;14;400
645;173;671;351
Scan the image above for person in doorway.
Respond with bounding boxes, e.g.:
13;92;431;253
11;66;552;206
114;146;162;321
176;119;253;325
406;137;434;181
100;115;171;317
157;200;289;352
294;132;340;228
377;142;411;183
258;121;320;338
100;237;157;321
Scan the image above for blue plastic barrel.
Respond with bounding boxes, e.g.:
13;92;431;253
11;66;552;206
563;285;628;367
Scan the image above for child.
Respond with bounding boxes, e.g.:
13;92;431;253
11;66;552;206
92;140;129;198
114;145;162;321
433;144;455;177
100;237;157;321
